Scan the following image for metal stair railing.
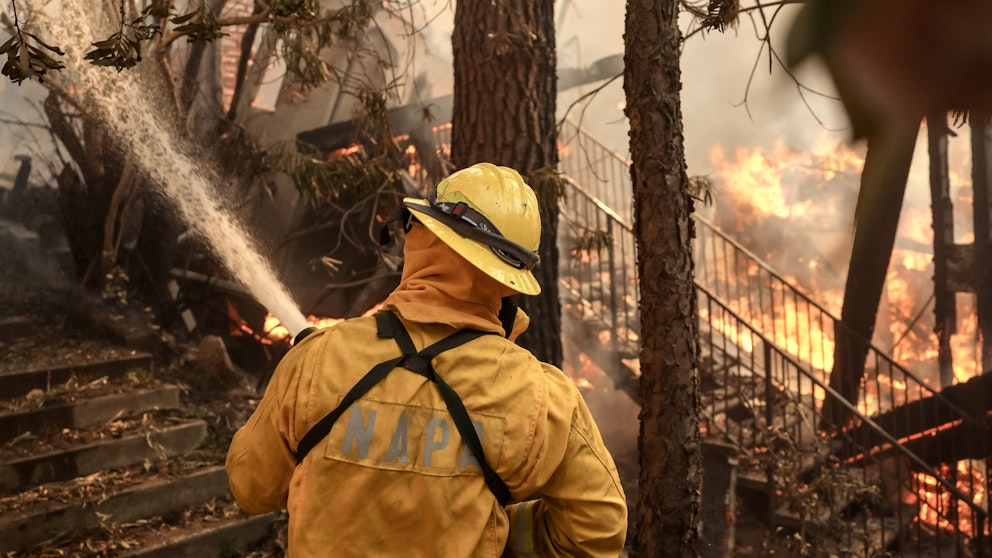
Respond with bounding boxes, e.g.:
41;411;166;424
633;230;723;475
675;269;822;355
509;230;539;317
562;167;991;553
698;284;989;556
695;213;986;421
558;117;991;550
558;174;640;399
561;118;988;426
558;121;634;225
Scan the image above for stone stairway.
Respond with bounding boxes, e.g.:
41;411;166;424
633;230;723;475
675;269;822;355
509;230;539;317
0;298;281;557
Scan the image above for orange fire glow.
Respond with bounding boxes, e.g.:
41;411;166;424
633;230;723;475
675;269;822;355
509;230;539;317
707;128;988;535
915;459;988;536
707;130;983;392
260;302;385;343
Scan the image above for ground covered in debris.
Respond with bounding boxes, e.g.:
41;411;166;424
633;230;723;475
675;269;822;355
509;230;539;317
0;265;292;557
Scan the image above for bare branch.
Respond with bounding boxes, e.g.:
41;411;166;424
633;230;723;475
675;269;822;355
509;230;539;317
682;0;842;130
0;115;50;129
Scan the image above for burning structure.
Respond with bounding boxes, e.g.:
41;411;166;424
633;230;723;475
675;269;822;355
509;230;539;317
3;1;992;556
544;109;992;555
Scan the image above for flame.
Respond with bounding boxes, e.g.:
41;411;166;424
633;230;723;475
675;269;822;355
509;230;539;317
706;130;986;395
710;136;864;227
562;351;610;393
704;136;867;386
261;302;385;343
706;128;990;537
915;459;988;536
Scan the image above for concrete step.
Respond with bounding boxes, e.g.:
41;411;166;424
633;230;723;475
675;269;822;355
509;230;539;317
6;497;279;558
0;385;181;442
120;512;280;558
0;419;207;496
0;352;154;400
0;464;231;554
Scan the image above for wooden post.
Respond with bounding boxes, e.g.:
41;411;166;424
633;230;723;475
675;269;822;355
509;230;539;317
928;113;957;387
970;119;992;374
698;441;738;558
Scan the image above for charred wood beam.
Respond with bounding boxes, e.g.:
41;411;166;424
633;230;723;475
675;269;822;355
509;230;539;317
43;94;87;179
297;95;453;154
899;420;992;466
170;268;252;298
823;123;917;429
179;41;210;113
840;418;992;469
946;243;977;292
971;118;992;374
179;0;229;113
55;165;90;277
834;373;992;464
224;1;266;123
928;112;956;386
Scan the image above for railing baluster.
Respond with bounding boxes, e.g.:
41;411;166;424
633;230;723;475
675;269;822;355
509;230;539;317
607;218;619;358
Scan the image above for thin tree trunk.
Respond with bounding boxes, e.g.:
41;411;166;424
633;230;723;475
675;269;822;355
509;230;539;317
624;0;700;555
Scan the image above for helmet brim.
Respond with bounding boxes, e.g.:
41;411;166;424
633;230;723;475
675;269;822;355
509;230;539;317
404;198;541;296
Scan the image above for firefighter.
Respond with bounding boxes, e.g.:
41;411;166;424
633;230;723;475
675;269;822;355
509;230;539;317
226;162;628;557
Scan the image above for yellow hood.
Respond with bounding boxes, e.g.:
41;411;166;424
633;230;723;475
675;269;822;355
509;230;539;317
383;223;518;336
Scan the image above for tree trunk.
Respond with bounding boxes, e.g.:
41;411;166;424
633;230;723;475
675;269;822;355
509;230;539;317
44;91;124;286
450;0;561;367
824;124;917;429
624;0;700;555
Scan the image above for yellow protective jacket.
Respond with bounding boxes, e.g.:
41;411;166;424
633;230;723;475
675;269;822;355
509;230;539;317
226;226;627;557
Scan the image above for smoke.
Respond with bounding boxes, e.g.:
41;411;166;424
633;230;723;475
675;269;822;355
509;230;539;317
27;0;310;336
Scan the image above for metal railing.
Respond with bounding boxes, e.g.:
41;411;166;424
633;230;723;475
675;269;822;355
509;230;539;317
558;176;640;398
699;285;989;556
557;118;991;553
559;121;634;225
561;118;987;418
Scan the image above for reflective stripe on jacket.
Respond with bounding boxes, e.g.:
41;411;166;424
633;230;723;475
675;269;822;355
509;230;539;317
226;309;627;557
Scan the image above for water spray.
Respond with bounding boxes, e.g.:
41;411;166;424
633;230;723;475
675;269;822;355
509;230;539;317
37;2;309;336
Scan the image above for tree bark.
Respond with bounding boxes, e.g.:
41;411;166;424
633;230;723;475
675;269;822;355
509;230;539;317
624;0;701;555
450;0;561;367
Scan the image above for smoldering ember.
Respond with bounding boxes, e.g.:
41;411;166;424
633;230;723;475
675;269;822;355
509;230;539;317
1;1;992;557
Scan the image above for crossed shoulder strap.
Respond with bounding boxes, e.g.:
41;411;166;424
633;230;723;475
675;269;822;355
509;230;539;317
294;311;511;506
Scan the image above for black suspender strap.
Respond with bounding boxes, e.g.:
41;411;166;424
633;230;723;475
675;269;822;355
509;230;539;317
293;354;404;464
379;312;511;506
293;311;511;506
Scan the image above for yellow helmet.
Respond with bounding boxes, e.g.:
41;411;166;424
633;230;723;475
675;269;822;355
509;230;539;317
403;163;542;295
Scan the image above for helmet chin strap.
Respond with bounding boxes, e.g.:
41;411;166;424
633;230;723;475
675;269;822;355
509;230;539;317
498;297;517;339
378;205;414;247
377;201;539;271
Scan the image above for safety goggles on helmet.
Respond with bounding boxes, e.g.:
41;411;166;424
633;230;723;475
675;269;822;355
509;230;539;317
402;195;541;271
384;163;542;295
